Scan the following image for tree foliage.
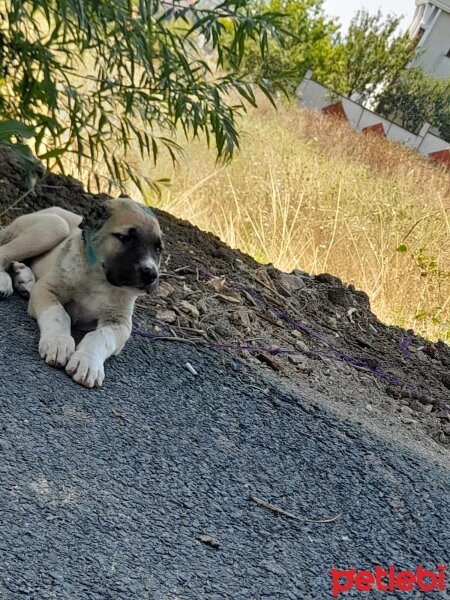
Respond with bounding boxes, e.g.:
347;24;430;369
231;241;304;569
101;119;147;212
321;9;417;101
0;0;286;193
378;68;450;141
223;0;339;95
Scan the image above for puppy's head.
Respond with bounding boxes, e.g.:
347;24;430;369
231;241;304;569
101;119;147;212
80;197;162;294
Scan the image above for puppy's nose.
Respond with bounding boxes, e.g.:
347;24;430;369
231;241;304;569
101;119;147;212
140;265;158;285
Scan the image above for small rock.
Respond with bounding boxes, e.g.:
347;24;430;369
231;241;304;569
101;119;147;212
197;534;220;549
409;400;423;412
435;410;450;421
347;307;357;322
155;309;177;324
230;310;251;329
197;299;209;314
328;316;339;330
421;404;433;414
328;288;350;307
424;342;438;359
292;268;310;278
315;273;343;286
158;281;175;298
279;273;305;293
207;277;226;292
435;431;449;445
179;300;200;319
288;354;307;366
294;340;309;353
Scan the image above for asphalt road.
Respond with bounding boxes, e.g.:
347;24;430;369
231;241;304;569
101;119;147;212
0;294;449;600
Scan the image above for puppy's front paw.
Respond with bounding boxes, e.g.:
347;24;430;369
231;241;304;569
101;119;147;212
39;335;75;368
66;351;105;388
0;271;13;299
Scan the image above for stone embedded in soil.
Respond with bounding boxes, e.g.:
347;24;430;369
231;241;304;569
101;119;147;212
158;281;175;298
278;273;306;293
230;310;251;329
155;309;177;324
294;340;309;353
288;354;308;366
435;410;450;421
328;288;353;308
196;299;209;314
291;330;304;339
197;534;220;549
328;316;339;330
179;300;200;319
315;273;343;286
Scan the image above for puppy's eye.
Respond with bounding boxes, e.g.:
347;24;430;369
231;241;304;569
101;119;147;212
113;233;132;244
155;241;163;254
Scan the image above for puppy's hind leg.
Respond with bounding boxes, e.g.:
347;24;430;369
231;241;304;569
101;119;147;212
0;214;70;299
11;261;36;298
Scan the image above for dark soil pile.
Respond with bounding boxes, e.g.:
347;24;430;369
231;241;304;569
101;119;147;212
1;148;449;451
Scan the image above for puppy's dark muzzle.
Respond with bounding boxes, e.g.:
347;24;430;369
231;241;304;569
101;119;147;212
139;265;159;293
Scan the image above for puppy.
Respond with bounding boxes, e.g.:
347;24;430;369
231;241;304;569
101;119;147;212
0;198;162;388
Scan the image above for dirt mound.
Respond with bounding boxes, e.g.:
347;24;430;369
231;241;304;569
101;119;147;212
1;148;449;453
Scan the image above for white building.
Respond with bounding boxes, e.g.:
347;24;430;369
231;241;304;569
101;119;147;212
408;0;450;77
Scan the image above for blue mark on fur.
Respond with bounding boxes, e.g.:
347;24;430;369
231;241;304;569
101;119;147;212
85;236;98;265
119;198;154;216
140;204;155;217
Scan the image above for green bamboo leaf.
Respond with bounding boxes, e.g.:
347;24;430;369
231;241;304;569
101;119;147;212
0;120;35;141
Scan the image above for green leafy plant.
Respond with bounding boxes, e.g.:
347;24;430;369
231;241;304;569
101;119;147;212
322;9;417;101
0;0;287;193
222;0;339;96
378;68;450;140
0;119;37;186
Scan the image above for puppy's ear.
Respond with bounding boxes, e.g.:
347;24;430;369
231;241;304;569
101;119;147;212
80;198;111;235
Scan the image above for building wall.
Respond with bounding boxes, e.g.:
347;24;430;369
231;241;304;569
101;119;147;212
408;1;450;78
296;74;450;159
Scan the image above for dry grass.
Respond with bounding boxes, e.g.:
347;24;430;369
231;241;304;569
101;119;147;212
151;100;450;341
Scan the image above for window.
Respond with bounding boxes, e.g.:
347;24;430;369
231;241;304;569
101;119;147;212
413;27;426;48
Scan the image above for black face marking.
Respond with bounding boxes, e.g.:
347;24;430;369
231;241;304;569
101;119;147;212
112;227;138;245
104;223;162;293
